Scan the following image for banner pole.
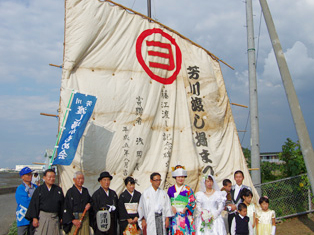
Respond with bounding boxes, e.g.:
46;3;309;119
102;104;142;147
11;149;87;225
48;90;75;169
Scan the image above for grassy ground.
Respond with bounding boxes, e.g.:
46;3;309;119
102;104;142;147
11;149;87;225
7;221;17;235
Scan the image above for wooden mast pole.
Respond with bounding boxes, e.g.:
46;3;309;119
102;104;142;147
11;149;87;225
259;0;314;194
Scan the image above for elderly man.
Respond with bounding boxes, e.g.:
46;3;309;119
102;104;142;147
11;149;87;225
138;172;173;235
63;171;92;235
91;171;118;235
15;167;37;235
25;169;64;235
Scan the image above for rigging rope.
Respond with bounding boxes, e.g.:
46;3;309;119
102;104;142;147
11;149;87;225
131;0;136;9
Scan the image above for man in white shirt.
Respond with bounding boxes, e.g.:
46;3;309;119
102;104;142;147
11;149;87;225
228;170;251;232
138;172;173;235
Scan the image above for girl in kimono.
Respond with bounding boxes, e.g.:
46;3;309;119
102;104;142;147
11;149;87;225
195;174;227;235
240;188;256;234
118;177;141;235
167;165;196;235
256;197;276;235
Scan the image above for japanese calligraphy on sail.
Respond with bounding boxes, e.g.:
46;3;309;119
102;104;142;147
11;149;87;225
53;93;97;166
58;0;258;200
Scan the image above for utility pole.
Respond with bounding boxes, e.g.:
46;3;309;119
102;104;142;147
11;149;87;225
246;0;261;194
259;0;314;194
147;0;151;18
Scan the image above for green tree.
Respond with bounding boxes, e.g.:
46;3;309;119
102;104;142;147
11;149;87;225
278;138;306;177
261;161;280;182
242;147;251;167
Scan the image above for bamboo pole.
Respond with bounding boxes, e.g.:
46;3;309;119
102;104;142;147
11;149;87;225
49;63;62;68
40;113;59;118
231;103;248;108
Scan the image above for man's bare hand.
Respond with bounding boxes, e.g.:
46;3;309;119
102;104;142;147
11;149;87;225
32;218;39;228
171;206;177;214
72;219;81;228
85;203;91;211
230;204;237;211
142;218;147;229
165;217;169;228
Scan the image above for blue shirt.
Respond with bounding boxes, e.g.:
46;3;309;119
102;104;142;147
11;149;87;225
15;182;37;227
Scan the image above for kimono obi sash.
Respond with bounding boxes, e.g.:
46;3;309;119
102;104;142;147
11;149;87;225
124;202;139;214
171;194;189;213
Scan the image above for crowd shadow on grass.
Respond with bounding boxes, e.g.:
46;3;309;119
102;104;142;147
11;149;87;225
298;214;314;232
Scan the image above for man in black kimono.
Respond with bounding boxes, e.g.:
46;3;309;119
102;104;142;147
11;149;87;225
63;171;92;235
118;177;141;235
25;169;64;235
91;171;118;235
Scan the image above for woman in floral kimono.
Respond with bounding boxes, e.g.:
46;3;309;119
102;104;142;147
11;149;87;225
167;165;196;235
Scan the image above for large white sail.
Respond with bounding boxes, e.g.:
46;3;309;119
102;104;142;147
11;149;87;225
58;0;257;198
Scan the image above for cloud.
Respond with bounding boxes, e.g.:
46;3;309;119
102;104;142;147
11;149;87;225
261;41;314;92
0;0;313;168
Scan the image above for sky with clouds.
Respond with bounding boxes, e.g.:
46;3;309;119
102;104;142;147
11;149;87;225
0;0;313;168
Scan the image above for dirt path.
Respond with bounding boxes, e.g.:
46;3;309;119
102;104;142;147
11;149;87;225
276;213;314;235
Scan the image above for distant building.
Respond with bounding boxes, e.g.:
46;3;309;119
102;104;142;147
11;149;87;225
15;165;44;172
260;152;284;164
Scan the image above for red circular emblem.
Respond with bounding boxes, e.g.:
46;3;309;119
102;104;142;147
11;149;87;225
136;28;182;85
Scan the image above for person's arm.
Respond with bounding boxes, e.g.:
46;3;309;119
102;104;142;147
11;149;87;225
248;219;254;235
252;212;256;228
271;210;276;235
118;192;131;222
15;186;30;207
255;216;259;235
25;187;40;221
213;191;227;219
165;217;169;228
185;188;196;215
230;217;236;235
62;190;76;230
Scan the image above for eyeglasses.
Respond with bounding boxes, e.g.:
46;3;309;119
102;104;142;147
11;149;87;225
152;179;162;181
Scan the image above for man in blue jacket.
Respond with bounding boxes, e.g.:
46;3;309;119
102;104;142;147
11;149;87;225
15;167;37;235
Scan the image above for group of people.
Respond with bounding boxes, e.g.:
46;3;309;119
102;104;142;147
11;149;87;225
15;166;276;235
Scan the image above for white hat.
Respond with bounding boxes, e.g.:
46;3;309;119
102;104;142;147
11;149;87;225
171;165;187;177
